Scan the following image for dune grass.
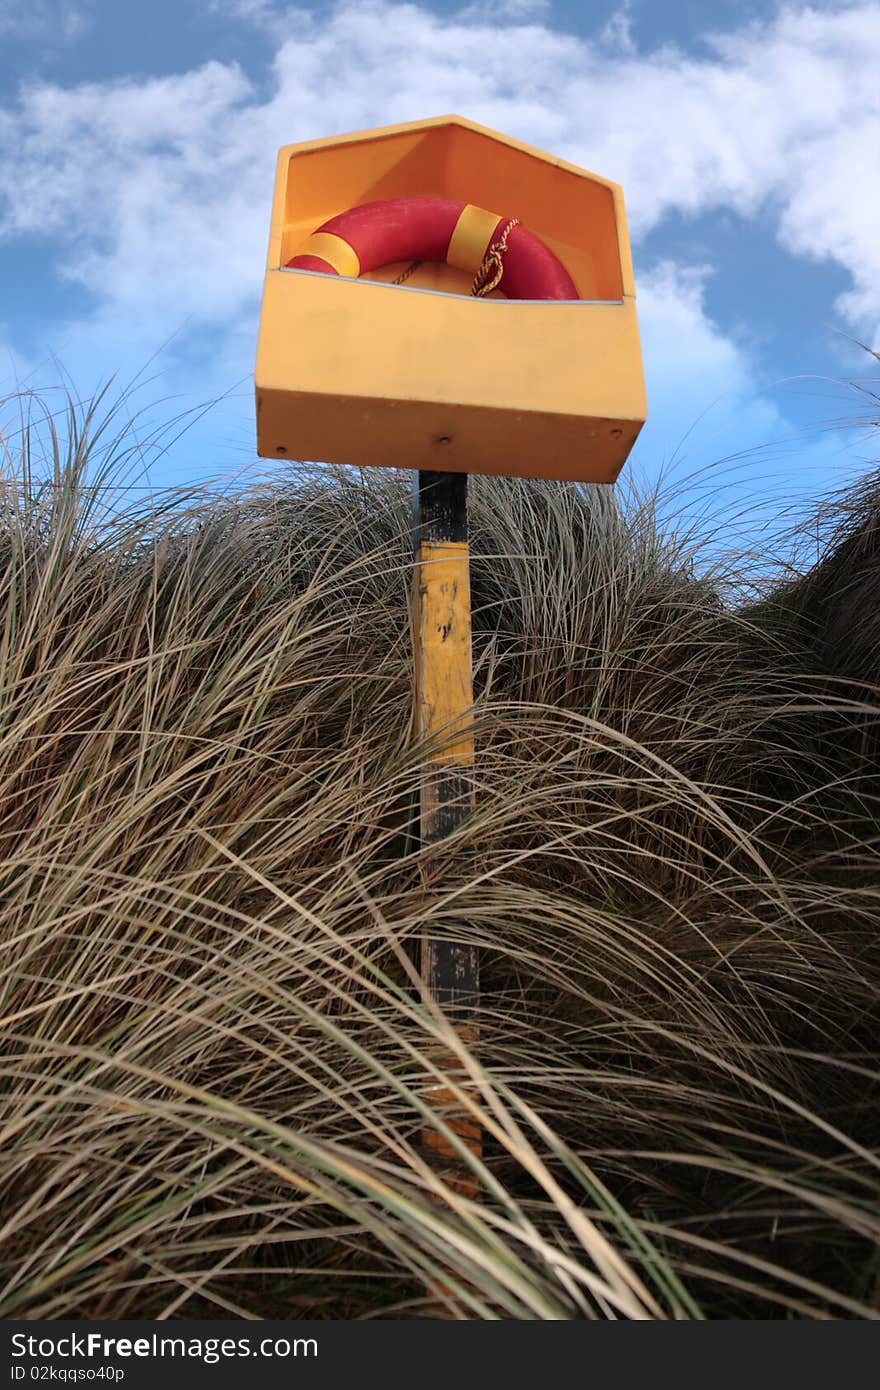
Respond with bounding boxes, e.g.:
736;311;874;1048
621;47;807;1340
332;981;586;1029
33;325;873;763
0;391;878;1319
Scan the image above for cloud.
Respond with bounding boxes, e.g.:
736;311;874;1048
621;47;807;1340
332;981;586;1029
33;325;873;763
637;259;790;469
0;1;876;495
0;0;92;41
0;1;877;338
631;259;864;555
0;61;259;328
204;0;292;33
598;0;636;54
457;0;550;20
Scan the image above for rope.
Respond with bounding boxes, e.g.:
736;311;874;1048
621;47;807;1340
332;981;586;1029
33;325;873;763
393;260;422;285
471;218;520;297
392;215;520;295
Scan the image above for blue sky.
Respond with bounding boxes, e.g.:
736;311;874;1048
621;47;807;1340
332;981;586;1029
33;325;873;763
1;0;878;549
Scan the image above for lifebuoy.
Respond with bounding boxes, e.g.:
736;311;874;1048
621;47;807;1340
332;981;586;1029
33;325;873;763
286;197;578;301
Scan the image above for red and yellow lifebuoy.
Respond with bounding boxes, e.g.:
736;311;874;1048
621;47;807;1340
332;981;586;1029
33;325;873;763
286;197;578;300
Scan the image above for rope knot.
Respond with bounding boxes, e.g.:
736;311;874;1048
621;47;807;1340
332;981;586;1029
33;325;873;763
471;218;520;298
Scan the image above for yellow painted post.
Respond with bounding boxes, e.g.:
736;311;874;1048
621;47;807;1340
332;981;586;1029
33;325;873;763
253;114;649;1313
412;470;480;1206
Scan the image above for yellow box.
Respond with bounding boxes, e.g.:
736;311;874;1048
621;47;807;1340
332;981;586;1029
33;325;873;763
255;115;646;483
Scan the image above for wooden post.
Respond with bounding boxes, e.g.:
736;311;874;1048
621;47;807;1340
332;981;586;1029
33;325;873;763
412;469;480;1201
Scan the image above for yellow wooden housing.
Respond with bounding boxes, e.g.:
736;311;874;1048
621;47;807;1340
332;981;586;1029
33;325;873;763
255;115;646;483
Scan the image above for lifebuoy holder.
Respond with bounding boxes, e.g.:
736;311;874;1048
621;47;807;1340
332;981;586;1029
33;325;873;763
287;197;579;301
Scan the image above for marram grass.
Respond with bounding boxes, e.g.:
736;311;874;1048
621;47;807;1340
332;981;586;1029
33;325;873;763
0;392;879;1318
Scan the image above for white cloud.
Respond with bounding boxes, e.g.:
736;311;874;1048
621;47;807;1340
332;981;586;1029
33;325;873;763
0;1;876;494
458;0;550;20
205;0;292;33
0;62;259;326
0;0;91;41
630;259;864;556
0;1;877;337
638;259;786;464
598;0;636;54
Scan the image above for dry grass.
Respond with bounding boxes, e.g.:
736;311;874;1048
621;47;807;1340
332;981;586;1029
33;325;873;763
0;391;878;1319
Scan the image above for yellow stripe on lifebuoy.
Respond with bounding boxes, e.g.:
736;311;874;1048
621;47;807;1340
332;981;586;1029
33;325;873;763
293;231;361;278
446;204;501;274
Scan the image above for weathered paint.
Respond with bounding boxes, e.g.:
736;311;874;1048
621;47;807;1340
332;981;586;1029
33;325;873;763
415;540;475;769
414;472;480;1220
